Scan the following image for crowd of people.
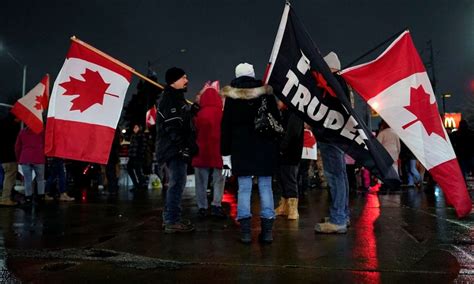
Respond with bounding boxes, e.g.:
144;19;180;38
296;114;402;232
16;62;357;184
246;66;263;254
1;52;473;245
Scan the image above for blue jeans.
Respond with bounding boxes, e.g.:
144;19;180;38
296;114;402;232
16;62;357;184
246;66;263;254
319;143;350;226
194;167;225;209
21;164;45;197
237;176;275;220
46;159;66;195
163;157;187;225
405;159;421;186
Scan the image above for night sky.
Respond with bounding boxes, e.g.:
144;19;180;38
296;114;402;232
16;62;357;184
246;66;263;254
1;0;473;117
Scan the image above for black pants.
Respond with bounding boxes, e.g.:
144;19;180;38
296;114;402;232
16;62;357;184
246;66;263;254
127;158;146;188
276;164;299;199
106;161;118;192
298;159;310;195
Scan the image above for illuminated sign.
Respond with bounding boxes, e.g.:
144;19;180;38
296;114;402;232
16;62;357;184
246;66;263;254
444;113;462;128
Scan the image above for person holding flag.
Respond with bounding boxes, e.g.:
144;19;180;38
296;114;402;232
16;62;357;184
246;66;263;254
314;52;351;234
156;67;199;233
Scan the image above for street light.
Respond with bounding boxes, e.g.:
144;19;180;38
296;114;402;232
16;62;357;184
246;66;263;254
0;42;27;98
441;93;452;117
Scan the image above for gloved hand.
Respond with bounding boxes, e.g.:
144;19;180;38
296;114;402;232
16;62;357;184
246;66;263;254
185;102;200;116
222;155;232;178
179;148;191;162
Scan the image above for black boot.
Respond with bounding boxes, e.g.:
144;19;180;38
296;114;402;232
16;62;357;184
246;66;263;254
239;218;251;244
35;194;45;206
258;218;274;244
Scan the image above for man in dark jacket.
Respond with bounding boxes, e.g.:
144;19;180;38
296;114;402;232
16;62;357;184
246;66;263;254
156;67;198;233
451;119;474;181
0;114;20;206
274;102;304;220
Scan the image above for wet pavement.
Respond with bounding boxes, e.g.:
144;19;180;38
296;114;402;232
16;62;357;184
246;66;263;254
0;181;473;283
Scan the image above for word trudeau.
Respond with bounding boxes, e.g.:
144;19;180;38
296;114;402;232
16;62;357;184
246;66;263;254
281;52;368;150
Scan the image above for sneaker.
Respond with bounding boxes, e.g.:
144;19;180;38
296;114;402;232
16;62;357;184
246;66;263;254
210;206;227;219
198;208;208;218
314;221;347;234
164;221;195;233
59;193;75;202
322;217;351;227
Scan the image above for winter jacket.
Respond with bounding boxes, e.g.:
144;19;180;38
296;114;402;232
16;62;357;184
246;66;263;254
376;127;400;163
155;86;198;163
0;116;20;163
15;127;45;164
279;109;304;165
451;124;474;159
221;76;279;176
192;87;223;168
128;131;146;160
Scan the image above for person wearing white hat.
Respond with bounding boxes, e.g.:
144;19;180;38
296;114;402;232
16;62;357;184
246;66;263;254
221;62;279;244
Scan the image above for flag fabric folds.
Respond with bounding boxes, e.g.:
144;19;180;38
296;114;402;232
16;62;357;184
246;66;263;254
11;74;49;134
45;40;132;164
264;3;400;186
340;31;471;218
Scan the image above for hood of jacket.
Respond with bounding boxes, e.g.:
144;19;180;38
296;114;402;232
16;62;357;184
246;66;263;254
199;88;223;109
221;76;273;100
221;85;273;100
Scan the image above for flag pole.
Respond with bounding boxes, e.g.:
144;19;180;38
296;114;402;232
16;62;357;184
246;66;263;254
70;36;164;90
342;28;408;70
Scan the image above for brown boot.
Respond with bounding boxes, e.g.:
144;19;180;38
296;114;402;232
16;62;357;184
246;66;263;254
287;198;299;220
274;197;288;216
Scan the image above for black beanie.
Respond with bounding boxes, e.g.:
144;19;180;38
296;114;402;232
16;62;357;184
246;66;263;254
165;67;186;85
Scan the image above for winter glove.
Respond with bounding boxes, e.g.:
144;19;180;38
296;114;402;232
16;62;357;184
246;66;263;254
185;102;200;116
179;147;191;162
222;155;232;178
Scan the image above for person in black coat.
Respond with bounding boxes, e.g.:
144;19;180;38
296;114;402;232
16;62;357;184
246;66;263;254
155;67;198;233
221;62;279;244
127;124;147;189
451;119;474;181
274;102;304;220
0;114;20;206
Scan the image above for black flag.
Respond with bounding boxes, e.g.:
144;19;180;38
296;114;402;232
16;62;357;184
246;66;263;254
264;3;400;186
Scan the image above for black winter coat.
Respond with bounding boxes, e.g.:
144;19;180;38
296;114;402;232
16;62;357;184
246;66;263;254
156;86;198;163
0;116;20;163
221;77;279;176
279;109;304;165
128;132;146;160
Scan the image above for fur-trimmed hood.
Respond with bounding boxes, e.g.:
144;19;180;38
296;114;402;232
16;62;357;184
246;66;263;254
221;85;273;100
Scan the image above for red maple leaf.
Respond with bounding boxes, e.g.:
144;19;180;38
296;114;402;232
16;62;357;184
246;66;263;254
311;70;337;98
60;68;117;112
34;94;48;111
402;85;445;139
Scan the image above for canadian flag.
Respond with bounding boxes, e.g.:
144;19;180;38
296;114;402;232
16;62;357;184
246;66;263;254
302;128;317;160
146;105;157;128
341;31;471;218
11;74;49;134
45;39;132;164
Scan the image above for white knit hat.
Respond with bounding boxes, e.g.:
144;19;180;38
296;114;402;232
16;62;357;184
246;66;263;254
235;63;255;78
323;52;341;71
